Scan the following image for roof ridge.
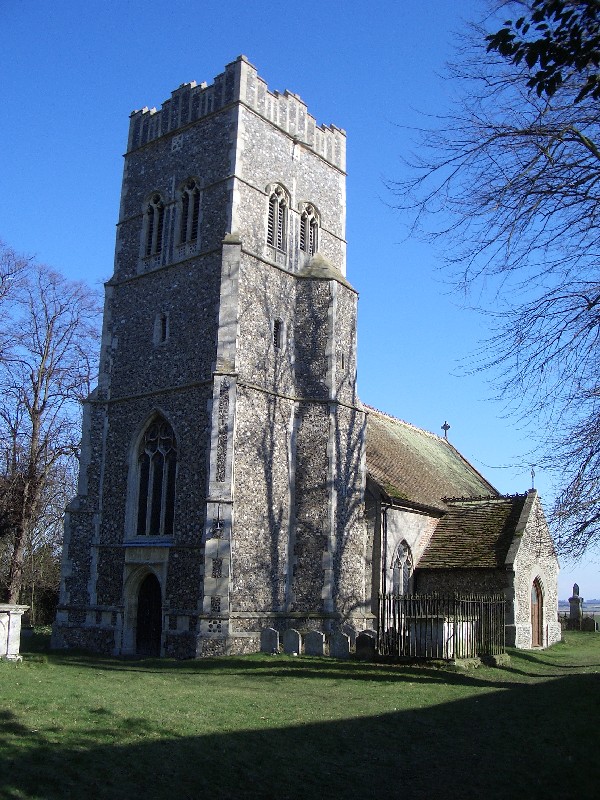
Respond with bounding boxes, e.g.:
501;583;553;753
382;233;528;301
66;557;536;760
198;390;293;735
443;492;528;504
363;404;446;443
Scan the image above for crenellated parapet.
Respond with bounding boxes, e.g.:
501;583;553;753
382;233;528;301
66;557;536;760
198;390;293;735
128;55;346;170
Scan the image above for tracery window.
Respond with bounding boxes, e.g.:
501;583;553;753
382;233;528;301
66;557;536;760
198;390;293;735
145;193;165;257
392;541;413;596
179;179;200;244
300;203;319;255
267;185;288;250
136;418;177;537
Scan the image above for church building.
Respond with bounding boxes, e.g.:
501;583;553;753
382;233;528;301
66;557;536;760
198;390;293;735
52;56;561;658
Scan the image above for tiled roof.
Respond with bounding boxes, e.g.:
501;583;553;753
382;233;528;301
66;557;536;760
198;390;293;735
418;495;528;569
365;407;497;511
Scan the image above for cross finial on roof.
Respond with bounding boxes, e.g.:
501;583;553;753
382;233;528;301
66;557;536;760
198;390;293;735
441;421;450;439
531;466;535;489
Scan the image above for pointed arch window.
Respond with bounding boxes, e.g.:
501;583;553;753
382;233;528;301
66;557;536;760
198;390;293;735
300;203;319;256
179;179;200;244
267;185;288;251
145;193;165;257
136;418;177;537
392;541;413;596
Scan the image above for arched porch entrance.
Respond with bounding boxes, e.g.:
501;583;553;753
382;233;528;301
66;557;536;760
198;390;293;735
136;573;162;656
531;578;543;647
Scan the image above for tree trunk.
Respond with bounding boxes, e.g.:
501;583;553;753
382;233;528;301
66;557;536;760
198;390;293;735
6;523;26;603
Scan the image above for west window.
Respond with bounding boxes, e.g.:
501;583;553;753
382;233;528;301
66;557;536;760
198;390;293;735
179;179;200;244
300;203;319;255
267;185;288;251
136;418;177;537
145;193;165;257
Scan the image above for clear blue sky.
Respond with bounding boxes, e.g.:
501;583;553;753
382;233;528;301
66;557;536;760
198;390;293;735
2;0;597;599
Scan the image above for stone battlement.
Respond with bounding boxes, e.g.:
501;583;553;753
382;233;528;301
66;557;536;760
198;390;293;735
128;55;346;170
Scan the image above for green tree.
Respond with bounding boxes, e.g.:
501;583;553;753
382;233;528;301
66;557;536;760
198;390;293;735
395;0;600;557
487;0;600;102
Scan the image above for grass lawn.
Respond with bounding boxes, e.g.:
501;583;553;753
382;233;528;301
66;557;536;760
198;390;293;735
1;631;599;800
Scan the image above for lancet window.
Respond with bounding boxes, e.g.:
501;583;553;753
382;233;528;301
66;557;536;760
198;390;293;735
179;179;200;244
299;203;319;255
392;541;413;596
145;193;165;257
267;185;288;250
136;418;177;537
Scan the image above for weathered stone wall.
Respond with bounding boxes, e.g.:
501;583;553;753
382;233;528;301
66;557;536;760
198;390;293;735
294;281;330;397
106;266;220;397
508;492;561;648
231;386;294;613
291;402;330;612
332;403;369;624
236;254;296;394
333;284;358;406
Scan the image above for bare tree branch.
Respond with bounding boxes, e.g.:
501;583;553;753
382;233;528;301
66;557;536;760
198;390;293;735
0;246;101;604
392;1;600;557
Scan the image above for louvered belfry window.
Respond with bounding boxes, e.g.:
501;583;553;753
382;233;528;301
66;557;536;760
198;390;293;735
300;204;319;255
180;179;200;243
267;186;288;250
145;193;165;256
136;418;177;537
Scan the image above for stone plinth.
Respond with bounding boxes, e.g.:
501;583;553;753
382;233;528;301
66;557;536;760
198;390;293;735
0;605;29;661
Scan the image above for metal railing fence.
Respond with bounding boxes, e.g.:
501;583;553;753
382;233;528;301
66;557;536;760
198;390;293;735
378;593;506;659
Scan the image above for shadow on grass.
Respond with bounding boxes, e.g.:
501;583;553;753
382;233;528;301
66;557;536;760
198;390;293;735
21;632;600;690
2;669;599;800
18;648;517;693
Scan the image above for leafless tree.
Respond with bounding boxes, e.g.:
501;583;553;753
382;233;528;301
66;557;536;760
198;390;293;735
392;1;600;557
0;241;28;360
0;252;100;604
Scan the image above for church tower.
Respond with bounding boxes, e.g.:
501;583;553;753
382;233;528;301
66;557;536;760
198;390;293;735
53;56;369;657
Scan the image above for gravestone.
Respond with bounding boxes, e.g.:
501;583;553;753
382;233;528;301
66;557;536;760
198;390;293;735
0;605;29;661
329;631;350;659
355;630;376;660
260;627;279;653
283;628;301;655
304;629;325;656
569;583;584;621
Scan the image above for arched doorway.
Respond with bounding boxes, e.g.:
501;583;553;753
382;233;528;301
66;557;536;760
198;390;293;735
136;573;162;656
531;578;543;647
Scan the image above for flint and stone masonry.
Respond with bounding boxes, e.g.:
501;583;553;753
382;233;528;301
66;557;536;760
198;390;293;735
52;56;369;658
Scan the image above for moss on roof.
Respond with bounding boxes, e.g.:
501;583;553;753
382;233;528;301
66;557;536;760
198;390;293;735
418;495;528;569
365;406;497;511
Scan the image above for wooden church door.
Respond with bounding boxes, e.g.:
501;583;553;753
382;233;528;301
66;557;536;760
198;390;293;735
531;578;543;647
136;573;162;656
